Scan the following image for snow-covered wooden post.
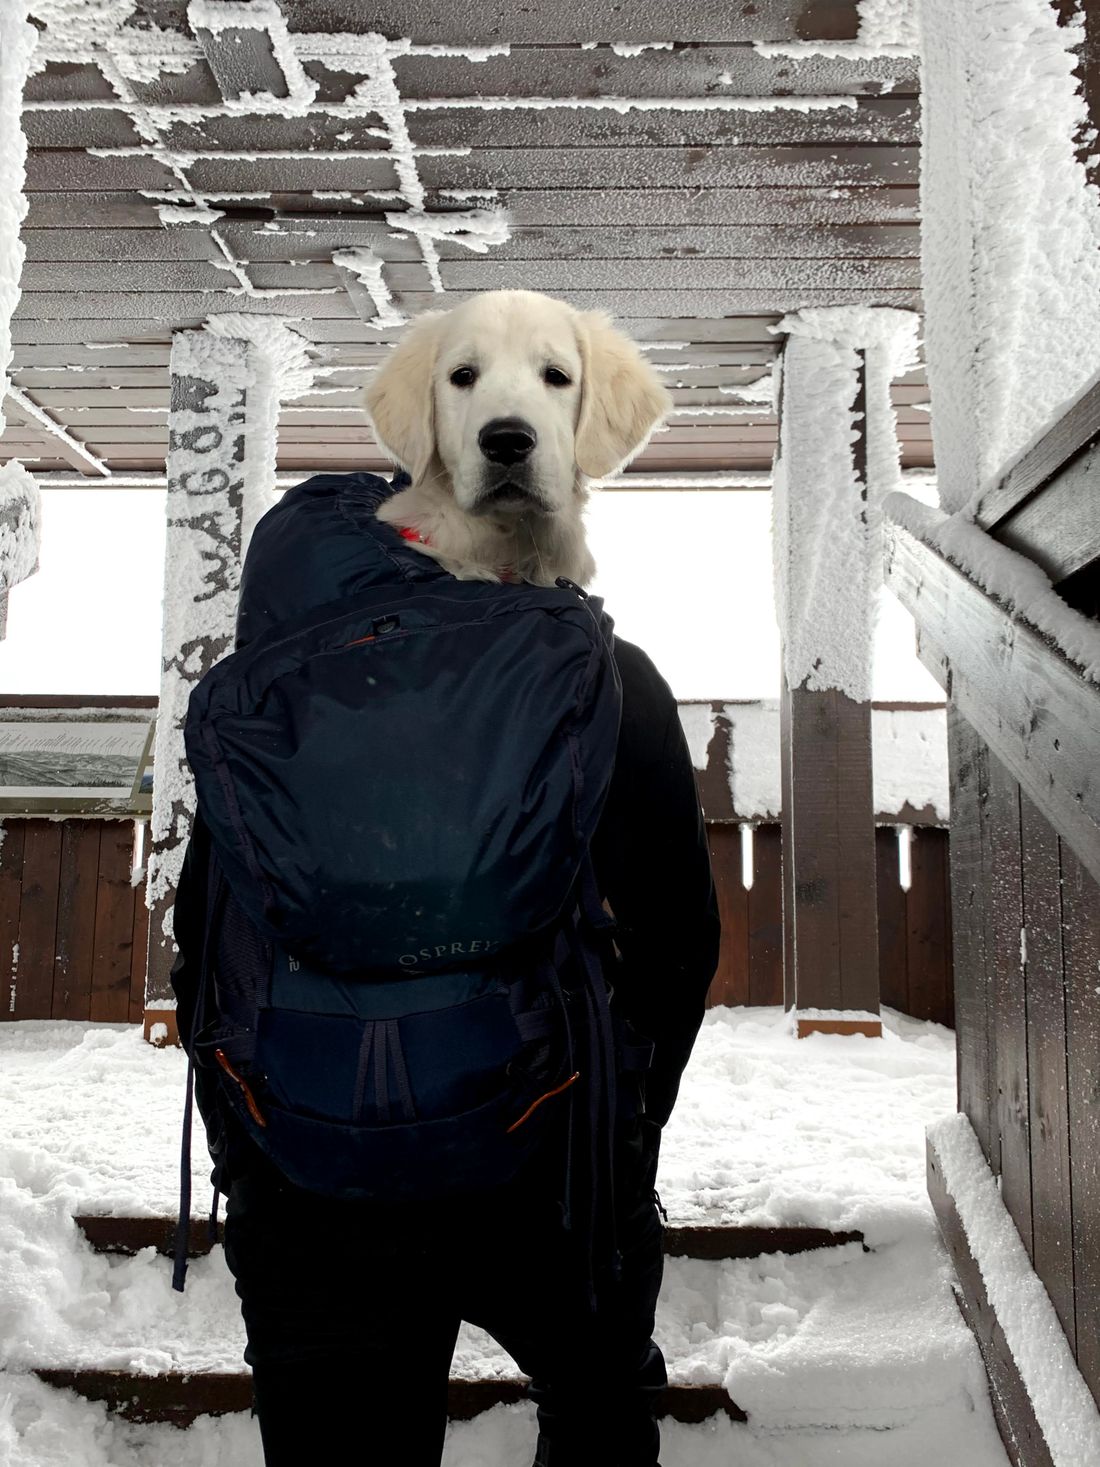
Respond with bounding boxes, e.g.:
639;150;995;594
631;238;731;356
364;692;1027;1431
0;4;41;638
143;323;299;1044
773;307;919;1038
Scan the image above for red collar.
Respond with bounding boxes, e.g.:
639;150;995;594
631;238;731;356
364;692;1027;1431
397;524;521;584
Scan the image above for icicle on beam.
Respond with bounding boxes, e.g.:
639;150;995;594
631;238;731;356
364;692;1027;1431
772;306;918;1039
0;3;41;639
144;328;278;1045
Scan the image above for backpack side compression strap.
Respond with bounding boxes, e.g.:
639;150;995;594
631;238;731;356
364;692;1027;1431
172;855;227;1293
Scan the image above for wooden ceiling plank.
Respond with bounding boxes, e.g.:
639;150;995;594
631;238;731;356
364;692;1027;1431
24;193;178;229
388;43;917;100
213;218;922;263
25;151;180;192
191;13;294;105
414;145;920;192
11;286;923;323
402;98;920;151
23;61;118;105
13;292;359;321
22;228;226;264
21;261;254;292
391;258;924;291
22;186;920;231
184;156;399;193
136;0;865;43
9;315;784;347
33;148;917;197
159;112;390;155
23;108;144;151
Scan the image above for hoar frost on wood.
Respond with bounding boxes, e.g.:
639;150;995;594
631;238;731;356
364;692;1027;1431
0;466;42;599
930;1112;1100;1466
772;307;919;702
920;0;1100;513
148;321;310;941
885;492;1100;686
186;0;318;114
0;4;42;622
27;0;195;82
754;0;918;59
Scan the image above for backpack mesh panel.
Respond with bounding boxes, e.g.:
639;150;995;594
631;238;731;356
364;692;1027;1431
215;887;272;1018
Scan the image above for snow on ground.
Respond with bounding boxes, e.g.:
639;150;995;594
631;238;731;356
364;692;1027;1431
0;1008;1009;1464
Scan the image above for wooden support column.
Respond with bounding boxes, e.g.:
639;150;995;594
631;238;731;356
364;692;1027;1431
143;329;278;1044
0;4;40;640
773;311;916;1038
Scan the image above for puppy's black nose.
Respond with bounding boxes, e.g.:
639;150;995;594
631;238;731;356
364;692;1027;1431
478;417;537;465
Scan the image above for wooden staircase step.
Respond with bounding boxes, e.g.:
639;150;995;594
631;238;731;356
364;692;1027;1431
75;1214;864;1262
662;1223;864;1259
34;1367;747;1428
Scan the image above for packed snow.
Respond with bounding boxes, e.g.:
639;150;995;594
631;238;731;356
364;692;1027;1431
716;700;948;822
931;1114;1100;1466
0;1009;1009;1464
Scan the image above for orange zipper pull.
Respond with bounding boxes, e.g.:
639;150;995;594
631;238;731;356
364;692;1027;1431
507;1071;580;1134
215;1047;267;1128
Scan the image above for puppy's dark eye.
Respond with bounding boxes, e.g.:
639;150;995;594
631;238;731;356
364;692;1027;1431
449;366;477;388
544;366;572;387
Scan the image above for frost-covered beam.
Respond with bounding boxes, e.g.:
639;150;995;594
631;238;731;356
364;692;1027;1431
883;494;1100;888
144;327;283;1042
920;0;1100;513
773;307;918;1038
186;0;316;113
0;4;41;640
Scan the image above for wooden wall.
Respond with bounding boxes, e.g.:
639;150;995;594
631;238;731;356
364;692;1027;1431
705;820;954;1026
0;817;148;1024
949;715;1100;1407
0;812;954;1030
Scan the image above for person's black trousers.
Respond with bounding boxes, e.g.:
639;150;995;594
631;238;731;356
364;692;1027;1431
221;1111;667;1466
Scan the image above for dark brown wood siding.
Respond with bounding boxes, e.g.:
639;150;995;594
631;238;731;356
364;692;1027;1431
705;820;953;1026
0;818;148;1023
947;719;1100;1409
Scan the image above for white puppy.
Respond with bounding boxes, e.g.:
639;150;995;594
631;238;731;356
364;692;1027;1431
364;289;671;587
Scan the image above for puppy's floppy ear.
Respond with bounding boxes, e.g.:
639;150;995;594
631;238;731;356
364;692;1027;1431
572;309;672;480
363;311;446;483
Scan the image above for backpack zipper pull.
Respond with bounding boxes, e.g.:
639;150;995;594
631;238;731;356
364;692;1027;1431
215;1047;267;1128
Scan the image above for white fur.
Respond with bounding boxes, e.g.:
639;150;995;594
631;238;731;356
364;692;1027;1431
364;289;671;586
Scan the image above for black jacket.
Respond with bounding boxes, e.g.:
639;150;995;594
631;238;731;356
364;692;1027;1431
589;637;720;1125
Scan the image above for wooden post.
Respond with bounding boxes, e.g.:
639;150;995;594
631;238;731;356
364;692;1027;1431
143;329;278;1044
773;312;917;1038
0;5;40;639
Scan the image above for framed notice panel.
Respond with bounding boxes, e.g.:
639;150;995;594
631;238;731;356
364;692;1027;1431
0;700;155;815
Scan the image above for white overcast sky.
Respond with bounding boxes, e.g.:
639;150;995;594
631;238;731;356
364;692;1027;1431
0;485;941;702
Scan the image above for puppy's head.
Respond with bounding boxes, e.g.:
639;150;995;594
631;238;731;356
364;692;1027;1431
364;289;670;519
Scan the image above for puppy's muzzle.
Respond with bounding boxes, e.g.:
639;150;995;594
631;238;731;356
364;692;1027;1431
475;417;547;514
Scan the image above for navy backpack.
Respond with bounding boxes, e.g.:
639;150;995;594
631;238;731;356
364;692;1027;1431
171;472;653;1304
